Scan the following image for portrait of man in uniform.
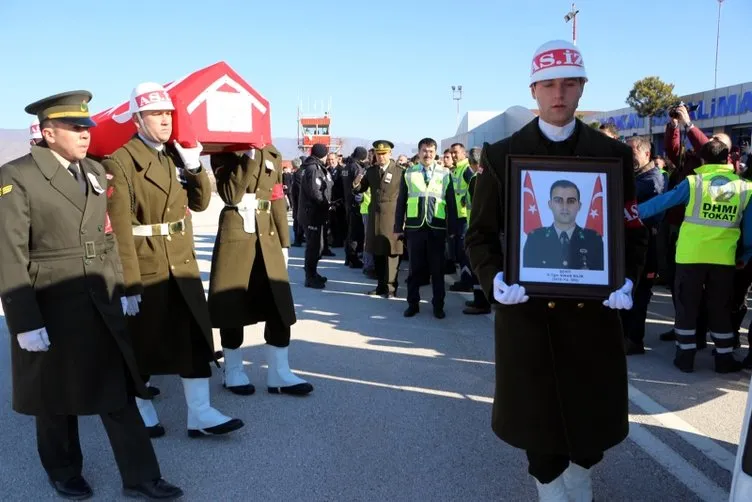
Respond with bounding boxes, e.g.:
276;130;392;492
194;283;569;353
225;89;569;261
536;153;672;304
523;178;605;271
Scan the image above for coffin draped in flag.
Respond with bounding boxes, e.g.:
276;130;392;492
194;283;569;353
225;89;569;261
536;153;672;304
88;61;271;157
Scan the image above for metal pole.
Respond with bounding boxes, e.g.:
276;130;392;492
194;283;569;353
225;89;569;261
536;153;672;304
714;0;724;90
565;3;579;46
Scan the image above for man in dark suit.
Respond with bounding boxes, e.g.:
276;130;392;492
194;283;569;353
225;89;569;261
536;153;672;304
523;179;604;270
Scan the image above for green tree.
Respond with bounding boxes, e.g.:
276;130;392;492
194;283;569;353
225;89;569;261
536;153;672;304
626;76;679;138
589;121;601;129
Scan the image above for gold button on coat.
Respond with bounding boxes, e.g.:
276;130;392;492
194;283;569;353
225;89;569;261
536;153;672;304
547;301;555;309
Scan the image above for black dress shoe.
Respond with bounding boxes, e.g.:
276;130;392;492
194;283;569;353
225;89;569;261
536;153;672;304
187;418;244;438
123;478;184;500
48;476;93;500
316;273;328;283
268;382;314;395
147;386;161;397
147;424;166;438
223;382;256;396
623;338;645;355
367;288;388;296
433;307;446;319
404;304;419;317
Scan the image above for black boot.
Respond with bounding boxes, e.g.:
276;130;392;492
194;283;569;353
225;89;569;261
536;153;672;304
673;347;696;373
715;353;744;374
305;277;325;289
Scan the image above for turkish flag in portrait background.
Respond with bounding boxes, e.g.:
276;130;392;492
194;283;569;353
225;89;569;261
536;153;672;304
585;175;604;236
523;171;542;234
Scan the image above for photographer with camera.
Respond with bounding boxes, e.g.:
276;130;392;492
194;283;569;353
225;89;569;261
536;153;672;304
658;104;711;347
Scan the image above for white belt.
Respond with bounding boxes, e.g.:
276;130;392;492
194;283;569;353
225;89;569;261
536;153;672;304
132;219;186;237
225;193;262;234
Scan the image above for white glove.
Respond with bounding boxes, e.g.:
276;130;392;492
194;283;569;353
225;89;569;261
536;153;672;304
120;296;128;315
603;279;633;310
124;294;142;316
17;328;50;352
173;140;202;171
282;247;289;268
493;272;529;305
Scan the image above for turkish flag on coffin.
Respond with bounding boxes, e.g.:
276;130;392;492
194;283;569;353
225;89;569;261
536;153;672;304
585;175;604;236
88;61;272;157
523;171;543;234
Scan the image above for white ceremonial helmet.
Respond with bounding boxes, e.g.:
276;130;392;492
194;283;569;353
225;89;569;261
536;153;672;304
529;39;588;86
128;82;175;115
29;118;42;140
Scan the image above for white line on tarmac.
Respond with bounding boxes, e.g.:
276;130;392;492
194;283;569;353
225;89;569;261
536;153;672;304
628;385;737;473
627;420;729;502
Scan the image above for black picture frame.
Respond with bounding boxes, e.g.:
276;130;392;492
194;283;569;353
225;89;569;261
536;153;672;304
504;155;625;300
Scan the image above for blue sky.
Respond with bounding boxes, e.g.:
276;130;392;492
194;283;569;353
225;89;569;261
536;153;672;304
1;0;749;144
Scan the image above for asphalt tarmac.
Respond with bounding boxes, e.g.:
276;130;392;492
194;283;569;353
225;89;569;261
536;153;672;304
1;194;747;501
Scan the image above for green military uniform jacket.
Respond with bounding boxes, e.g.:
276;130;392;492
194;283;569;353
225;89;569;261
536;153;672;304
0;146;149;416
102;136;214;376
207;145;296;328
353;159;404;256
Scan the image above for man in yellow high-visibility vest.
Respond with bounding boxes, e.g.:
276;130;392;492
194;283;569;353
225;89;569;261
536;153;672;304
394;137;458;319
638;137;752;373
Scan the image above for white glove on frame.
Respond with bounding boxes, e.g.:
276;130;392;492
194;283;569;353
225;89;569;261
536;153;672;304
173;140;203;171
493;272;529;305
603;279;633;310
282;247;289;269
17;327;50;352
123;294;142;316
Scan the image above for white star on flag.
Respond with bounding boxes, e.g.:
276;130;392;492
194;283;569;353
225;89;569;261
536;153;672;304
590;209;599;218
528;205;537;214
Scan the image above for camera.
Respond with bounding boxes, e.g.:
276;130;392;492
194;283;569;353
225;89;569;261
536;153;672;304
668;101;699;119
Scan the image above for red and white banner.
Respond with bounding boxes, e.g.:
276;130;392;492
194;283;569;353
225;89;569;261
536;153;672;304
88;61;271;157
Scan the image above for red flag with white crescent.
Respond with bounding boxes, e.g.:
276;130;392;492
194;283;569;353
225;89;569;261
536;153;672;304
585;175;604;236
523;172;542;234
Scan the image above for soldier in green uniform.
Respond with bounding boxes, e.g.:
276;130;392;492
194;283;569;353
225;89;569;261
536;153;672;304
0;91;182;500
353;140;404;297
103;82;243;439
208;147;313;396
523;179;604;270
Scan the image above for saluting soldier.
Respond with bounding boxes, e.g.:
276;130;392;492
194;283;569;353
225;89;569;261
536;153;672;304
353;140;404;297
208;147;314;396
103;82;243;438
465;40;648;501
523;179;604;270
0;91;182;500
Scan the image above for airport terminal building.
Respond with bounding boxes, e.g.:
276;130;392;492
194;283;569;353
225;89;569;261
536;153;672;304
588;81;752;154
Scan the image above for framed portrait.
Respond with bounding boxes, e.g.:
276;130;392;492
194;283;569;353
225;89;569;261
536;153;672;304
504;155;625;299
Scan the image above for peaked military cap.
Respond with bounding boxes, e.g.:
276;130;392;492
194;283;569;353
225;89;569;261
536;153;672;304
24;90;97;128
372;140;394;154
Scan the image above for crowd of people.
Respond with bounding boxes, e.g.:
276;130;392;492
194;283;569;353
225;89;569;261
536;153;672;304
283;140;492;318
